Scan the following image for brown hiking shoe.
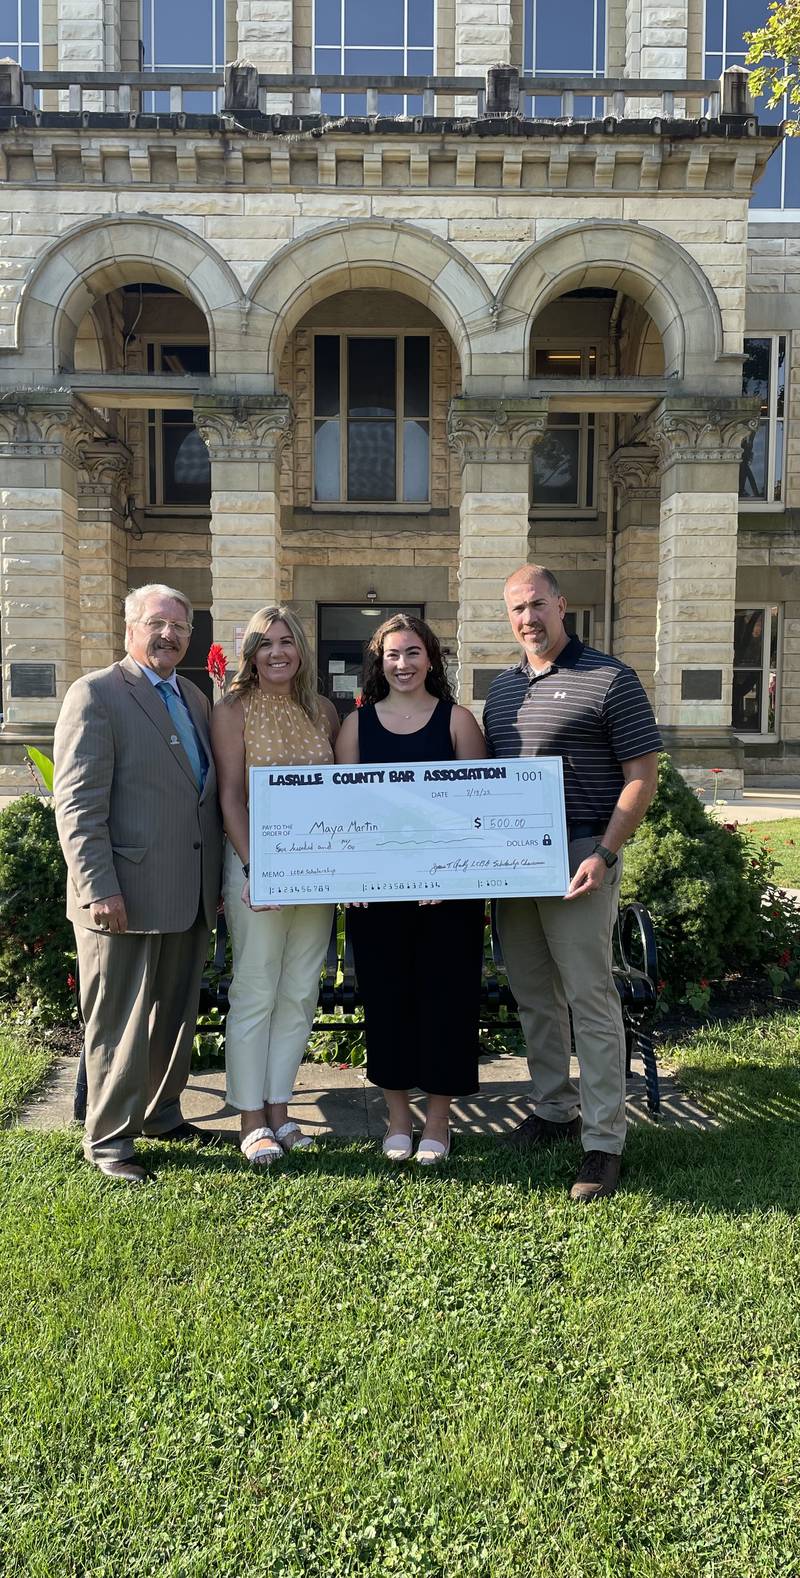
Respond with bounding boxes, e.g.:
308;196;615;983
499;1114;581;1150
569;1150;621;1203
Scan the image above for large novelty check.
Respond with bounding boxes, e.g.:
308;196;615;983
249;756;569;905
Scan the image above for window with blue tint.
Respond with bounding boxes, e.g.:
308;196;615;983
314;0;435;115
141;0;224;113
523;0;605;115
0;0;40;68
705;0;798;209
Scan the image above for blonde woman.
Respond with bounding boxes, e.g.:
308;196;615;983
210;607;339;1166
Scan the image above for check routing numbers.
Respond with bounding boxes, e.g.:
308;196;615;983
248;757;570;905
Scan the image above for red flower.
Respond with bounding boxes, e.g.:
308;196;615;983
779;949;791;968
657;978;666;992
66;973;76;990
699;978;709;989
354;693;364;708
206;643;228;691
710;768;722;775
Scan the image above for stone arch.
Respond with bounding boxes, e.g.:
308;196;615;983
497;221;724;380
247;220;494;378
16;215;245;374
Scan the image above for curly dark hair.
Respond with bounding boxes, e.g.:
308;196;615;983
361;614;454;706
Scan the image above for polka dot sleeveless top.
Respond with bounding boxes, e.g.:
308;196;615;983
242;688;333;788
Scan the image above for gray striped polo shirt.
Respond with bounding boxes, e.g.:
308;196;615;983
482;635;662;827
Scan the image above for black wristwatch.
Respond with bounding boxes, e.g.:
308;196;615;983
242;862;250;878
592;843;618;868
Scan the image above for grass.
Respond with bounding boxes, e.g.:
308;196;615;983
741;818;800;887
0;1026;56;1124
1;1014;800;1576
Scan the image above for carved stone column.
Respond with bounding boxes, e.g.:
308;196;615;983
608;446;660;703
644;396;760;772
447;398;548;710
195;396;293;662
0;393;100;747
77;441;132;674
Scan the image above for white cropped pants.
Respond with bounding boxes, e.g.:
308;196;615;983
223;846;333;1110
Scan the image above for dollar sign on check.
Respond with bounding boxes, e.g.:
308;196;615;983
474;817;481;829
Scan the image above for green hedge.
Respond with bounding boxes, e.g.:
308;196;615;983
621;755;800;1002
0;795;75;1025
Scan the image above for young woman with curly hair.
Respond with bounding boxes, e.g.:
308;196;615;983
335;614;487;1165
211;606;339;1167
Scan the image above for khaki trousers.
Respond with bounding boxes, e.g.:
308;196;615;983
496;836;626;1155
75;913;209;1162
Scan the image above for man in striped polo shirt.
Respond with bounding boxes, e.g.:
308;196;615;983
483;564;661;1202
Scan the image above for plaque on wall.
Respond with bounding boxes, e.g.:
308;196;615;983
472;667;505;701
680;669;722;702
9;663;57;698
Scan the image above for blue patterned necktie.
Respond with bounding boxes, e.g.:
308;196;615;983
156;680;206;790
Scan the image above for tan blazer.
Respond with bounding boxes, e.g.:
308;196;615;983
54;655;223;933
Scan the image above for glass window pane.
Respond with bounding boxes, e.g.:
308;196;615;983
403;337;429;417
774;419;784;500
160;343;210;375
742;339;770;409
769;607;779;668
739;422;768;499
403;419;429;500
586;423;595;507
21;41;38;68
315;335;340;418
345;0;404;46
315;45;342;71
732;671;762;731
408;0;434;48
344;46;404;72
0;3;17;38
536;0;595;71
154;1;212;65
734;609;765;669
705;0;723;52
408;48;434;74
315;0;341;46
314;419;341;500
535;348;583;376
348;338;396;417
784;140;800;208
162;423;211;504
776;337;786;417
725;0;755;53
22;0;39;40
532;429;580;505
348;421;396;499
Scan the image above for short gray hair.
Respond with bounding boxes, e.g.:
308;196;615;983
124;584;193;649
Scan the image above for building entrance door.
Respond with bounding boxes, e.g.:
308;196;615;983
318;603;423;715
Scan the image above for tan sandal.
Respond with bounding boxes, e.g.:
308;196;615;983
274;1121;315;1153
240;1125;282;1166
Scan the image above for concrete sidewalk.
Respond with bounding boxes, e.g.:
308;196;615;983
20;1048;718;1140
705;789;800;823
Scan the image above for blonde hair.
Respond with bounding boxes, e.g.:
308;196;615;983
228;605;320;723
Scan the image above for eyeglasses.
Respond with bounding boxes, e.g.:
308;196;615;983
138;618;192;637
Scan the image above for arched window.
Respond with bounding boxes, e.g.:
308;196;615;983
140;0;224;111
0;0;40;69
314;0;435;114
705;0;799;210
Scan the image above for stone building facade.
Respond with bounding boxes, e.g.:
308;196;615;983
0;0;796;800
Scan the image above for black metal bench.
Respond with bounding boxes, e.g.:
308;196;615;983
75;899;660;1119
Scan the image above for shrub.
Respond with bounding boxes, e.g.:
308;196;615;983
620;754;800;1002
0;794;75;1025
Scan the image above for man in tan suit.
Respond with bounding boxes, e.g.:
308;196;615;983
54;583;223;1184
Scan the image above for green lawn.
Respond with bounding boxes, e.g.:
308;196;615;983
743;818;800;887
1;1015;800;1576
0;1027;56;1125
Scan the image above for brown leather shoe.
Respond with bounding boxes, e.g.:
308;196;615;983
569;1150;621;1203
499;1113;581;1150
92;1158;155;1185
